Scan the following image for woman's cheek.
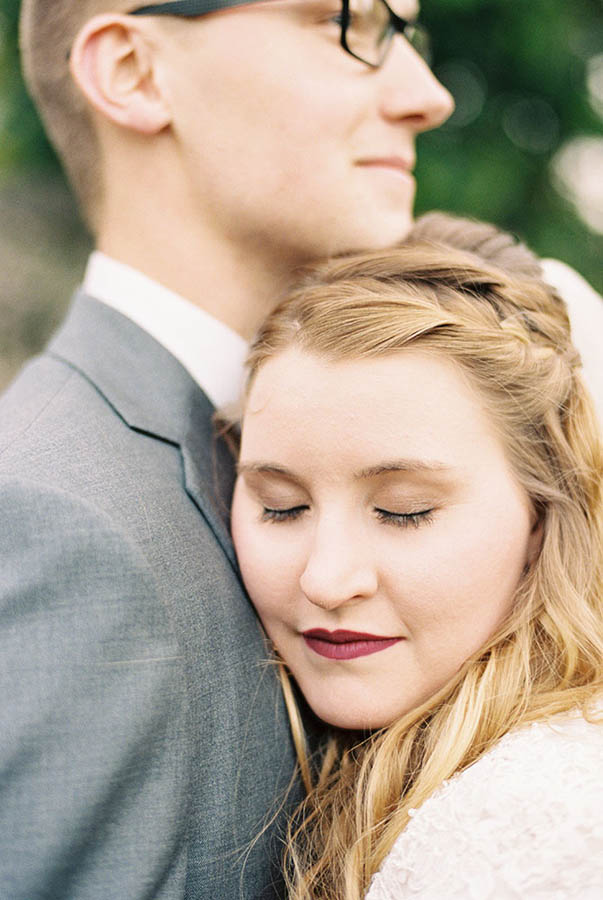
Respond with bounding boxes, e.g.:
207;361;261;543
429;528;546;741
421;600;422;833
236;526;295;615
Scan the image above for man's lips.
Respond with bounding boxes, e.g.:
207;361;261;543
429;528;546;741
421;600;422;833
356;156;415;175
302;628;403;661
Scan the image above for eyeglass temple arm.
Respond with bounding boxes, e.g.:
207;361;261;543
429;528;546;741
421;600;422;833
130;0;254;16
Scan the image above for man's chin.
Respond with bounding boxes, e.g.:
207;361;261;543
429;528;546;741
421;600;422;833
339;215;415;257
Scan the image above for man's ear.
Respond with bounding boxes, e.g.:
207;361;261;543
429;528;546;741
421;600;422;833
70;14;171;134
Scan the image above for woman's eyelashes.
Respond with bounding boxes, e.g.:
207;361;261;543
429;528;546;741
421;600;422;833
260;504;309;523
259;503;436;527
374;507;435;528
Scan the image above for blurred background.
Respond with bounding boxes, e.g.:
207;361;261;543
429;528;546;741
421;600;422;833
0;0;602;389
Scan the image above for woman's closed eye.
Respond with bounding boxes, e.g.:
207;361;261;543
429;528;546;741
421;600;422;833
259;505;435;527
374;507;435;528
261;504;310;523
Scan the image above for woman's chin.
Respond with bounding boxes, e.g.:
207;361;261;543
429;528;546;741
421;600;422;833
308;698;396;732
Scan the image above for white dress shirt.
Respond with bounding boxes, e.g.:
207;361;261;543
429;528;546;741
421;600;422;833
83;252;248;410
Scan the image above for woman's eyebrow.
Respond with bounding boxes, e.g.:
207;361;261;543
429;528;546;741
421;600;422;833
354;460;450;479
237;460;451;480
236;462;306;487
237;462;313;493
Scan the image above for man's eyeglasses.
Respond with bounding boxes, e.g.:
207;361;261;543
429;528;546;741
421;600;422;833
340;0;430;68
128;0;431;69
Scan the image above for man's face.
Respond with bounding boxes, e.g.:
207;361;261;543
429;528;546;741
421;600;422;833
155;0;454;265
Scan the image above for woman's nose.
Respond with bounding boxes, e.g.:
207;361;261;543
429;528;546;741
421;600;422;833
299;526;378;611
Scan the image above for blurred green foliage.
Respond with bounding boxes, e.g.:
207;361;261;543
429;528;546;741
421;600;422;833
0;0;602;291
0;0;56;170
416;0;603;292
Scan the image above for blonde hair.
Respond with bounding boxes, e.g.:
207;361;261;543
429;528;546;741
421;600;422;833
243;214;603;900
20;0;133;228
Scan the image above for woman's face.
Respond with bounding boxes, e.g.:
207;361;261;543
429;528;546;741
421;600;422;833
232;347;540;729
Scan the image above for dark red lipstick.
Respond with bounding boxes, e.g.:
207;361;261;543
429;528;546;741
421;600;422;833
302;628;402;661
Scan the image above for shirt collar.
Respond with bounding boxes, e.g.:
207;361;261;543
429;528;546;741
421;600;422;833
83;251;248;410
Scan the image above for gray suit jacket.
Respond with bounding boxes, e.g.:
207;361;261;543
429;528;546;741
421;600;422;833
0;293;300;899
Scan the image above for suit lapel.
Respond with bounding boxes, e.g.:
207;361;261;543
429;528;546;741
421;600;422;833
48;291;238;571
180;394;238;571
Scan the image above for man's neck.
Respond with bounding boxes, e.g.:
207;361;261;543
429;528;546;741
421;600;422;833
97;214;298;342
96;136;316;338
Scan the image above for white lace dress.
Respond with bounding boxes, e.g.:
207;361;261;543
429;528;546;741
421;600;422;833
366;709;603;899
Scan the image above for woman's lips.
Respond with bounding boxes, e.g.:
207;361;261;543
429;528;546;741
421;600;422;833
302;628;402;660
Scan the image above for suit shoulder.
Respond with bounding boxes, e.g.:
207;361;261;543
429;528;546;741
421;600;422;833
0;352;119;467
0;475;158;593
0;352;181;496
0;354;75;452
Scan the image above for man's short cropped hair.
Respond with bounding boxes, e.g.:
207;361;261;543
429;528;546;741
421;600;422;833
20;0;133;229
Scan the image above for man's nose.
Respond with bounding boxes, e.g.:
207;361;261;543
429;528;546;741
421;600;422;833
299;524;378;611
377;37;455;132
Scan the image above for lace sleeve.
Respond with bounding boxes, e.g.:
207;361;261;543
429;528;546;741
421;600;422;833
366;713;603;900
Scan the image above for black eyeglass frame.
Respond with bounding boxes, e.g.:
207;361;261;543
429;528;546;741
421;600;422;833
128;0;422;69
338;0;420;69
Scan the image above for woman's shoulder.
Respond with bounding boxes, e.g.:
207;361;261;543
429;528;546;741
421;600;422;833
366;707;603;900
460;704;603;795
